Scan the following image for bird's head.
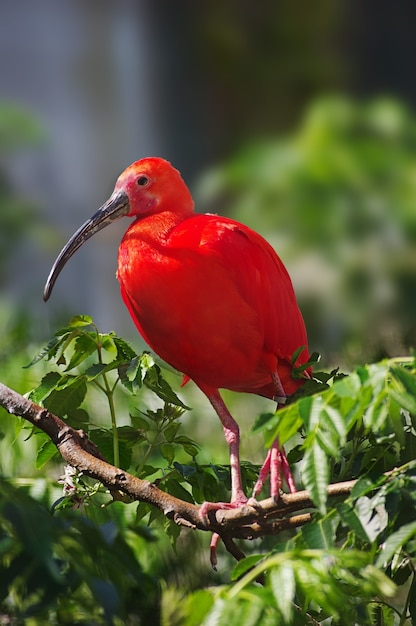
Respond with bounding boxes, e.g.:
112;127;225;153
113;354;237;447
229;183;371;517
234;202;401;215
43;157;194;301
115;157;194;218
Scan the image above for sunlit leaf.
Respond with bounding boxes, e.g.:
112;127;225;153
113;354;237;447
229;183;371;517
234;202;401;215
269;563;295;622
68;314;94;327
376;521;416;567
301;443;329;514
65;333;97;371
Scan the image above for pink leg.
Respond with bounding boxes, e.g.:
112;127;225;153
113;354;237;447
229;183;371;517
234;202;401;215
253;437;296;497
198;389;248;568
203;389;247;506
252;371;297;498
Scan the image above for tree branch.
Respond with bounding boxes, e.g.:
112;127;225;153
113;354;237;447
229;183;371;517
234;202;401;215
0;382;357;544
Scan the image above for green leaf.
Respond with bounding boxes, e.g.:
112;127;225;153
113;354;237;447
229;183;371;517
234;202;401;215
301;514;337;549
68;314;94;327
231;554;265;580
254;405;302;448
65;333;97;371
36;438;59;469
301;443;329;514
130;413;150;431
118;356;143;393
181;589;214;626
29;371;61;404
85;361;120;381
160;442;175;465
89;429;132;469
163;478;194;504
113;335;138;361
24;335;65;368
391;365;416;397
376;521;416;567
164;423;180;443
269;563;295;623
43;376;87;417
66;408;90;429
143;362;190;409
100;334;117;360
173;462;197;479
116;425;146;446
337;502;371;542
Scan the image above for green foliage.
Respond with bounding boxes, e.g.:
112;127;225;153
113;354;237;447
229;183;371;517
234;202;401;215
4;317;416;624
26;315;195;475
197;96;416;363
0;480;159;625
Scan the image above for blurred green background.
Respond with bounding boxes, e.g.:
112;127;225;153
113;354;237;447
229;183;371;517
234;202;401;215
2;0;416;479
2;1;416;371
1;1;416;620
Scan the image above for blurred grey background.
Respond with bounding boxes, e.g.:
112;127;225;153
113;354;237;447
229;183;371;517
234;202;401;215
1;0;416;367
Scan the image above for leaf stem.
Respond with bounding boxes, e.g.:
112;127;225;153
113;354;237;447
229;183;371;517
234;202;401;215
95;333;119;468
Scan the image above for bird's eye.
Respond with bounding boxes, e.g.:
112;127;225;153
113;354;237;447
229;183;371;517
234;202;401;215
137;175;149;187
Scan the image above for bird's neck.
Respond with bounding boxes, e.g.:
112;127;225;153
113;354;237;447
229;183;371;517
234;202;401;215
126;209;192;245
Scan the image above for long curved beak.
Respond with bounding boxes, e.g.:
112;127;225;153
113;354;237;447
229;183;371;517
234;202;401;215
43;190;130;302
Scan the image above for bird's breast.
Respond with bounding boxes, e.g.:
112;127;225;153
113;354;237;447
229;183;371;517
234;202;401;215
116;223;267;390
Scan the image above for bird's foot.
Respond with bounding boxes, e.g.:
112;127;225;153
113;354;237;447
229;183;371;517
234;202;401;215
199;495;248;519
252;439;297;499
199;494;249;570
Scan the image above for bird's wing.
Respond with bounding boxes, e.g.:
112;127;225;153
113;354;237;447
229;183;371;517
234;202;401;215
185;215;309;369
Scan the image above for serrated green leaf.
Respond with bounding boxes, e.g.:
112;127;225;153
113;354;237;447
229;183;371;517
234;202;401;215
65;333;97;371
301;514;336;549
43;376;87;417
68;314;94;327
160;442;175;465
163;478;194;504
231;554;265;580
390;389;416;417
129;413;150;431
269;563;295;622
85;361;120;381
36;439;59;469
355;495;388;541
143;365;189;409
391;365;416;397
259;405;302;448
337;502;370;541
118;357;143;393
66;408;90;429
315;427;340;458
376;520;416;567
116;425;146;445
182;443;199;457
301;443;329;514
164;423;180;443
173;462;197;478
89;428;131;469
100;334;117;359
363;392;389;431
24;335;65;368
332;372;362;398
29;371;62;404
113;335;138;361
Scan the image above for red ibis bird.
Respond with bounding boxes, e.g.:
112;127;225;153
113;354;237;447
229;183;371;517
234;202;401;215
44;157;310;545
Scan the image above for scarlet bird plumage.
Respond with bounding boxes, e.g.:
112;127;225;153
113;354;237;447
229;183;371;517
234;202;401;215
44;157;310;533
